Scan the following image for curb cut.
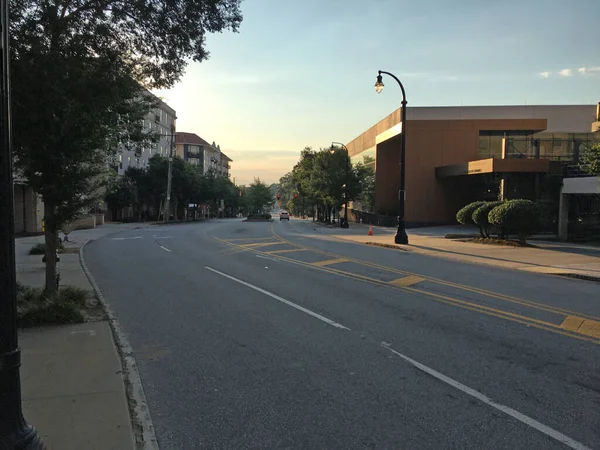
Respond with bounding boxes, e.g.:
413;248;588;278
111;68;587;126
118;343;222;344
79;240;159;450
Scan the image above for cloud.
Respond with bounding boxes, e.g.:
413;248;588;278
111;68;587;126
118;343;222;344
577;67;600;76
558;69;572;77
540;72;550;78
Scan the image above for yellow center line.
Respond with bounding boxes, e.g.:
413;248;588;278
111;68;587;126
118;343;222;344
240;242;282;248
390;275;425;287
266;248;309;254
269;226;600;322
212;235;600;345
312;258;350;267
561;316;600;338
225;237;275;242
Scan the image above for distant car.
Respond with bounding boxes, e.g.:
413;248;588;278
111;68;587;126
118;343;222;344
279;211;290;221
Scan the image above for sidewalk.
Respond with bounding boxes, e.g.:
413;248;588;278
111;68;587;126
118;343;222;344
307;221;600;281
16;223;146;449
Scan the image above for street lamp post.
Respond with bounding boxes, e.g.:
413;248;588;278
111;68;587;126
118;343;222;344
164;121;176;224
330;142;350;229
0;0;46;447
374;70;409;245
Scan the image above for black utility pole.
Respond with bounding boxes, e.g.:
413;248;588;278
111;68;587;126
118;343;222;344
0;1;46;448
375;70;409;245
330;142;350;228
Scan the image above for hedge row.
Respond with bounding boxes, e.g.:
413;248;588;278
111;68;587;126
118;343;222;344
456;199;540;243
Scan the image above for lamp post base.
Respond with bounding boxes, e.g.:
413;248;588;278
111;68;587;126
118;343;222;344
394;218;409;245
1;424;46;450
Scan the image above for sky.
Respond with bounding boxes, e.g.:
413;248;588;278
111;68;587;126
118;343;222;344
155;0;600;186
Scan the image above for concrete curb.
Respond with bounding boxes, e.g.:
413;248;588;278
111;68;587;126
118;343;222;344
552;273;600;283
79;240;159;450
365;242;409;252
361;239;600;283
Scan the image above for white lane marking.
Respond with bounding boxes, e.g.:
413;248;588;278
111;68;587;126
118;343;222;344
159;245;171;252
205;266;350;330
381;343;593;450
256;255;278;262
110;236;143;240
70;330;96;336
153;235;171;239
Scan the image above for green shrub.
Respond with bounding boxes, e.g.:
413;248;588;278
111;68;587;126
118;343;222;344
29;241;63;255
456;201;486;227
472;201;503;237
16;284;86;328
488;199;540;244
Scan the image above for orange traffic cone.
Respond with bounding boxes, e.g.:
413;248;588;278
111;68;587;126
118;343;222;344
368;225;373;236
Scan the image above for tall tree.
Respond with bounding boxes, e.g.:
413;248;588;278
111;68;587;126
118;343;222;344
246;178;273;215
10;0;242;292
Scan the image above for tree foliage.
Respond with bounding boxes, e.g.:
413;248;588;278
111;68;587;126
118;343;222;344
488;199;540;244
581;142;600;176
456;201;485;226
244;179;273;215
472;201;503;237
105;155;241;220
10;0;242;292
283;146;371;223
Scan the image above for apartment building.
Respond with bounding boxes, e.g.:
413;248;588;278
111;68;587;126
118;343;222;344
175;132;232;177
116;96;177;174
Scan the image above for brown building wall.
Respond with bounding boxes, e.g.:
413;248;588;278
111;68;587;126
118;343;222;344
351;113;547;225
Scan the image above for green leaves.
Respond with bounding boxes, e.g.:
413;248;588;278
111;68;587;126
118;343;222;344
581;142;600;176
244;179;274;215
456;201;485;226
284;146;369;211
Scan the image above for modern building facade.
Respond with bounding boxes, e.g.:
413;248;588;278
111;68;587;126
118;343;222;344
346;103;600;228
116;96;176;174
175;132;232;177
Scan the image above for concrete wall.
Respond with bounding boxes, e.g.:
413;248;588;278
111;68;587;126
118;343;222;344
405;105;595;133
562;177;600;194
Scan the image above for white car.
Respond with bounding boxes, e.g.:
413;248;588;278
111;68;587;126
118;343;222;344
279;211;290;221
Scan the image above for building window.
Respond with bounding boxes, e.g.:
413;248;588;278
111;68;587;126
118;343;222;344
479;132;504;159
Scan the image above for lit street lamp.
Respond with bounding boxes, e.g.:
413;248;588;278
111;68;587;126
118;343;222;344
330;142;350;228
0;0;46;447
375;70;409;245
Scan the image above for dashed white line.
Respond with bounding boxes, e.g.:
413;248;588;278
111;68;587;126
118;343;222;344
204;266;350;330
159;245;171;252
110;236;143;240
381;343;593;450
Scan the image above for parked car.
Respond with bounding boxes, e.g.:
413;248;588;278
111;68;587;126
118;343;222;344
280;211;290;220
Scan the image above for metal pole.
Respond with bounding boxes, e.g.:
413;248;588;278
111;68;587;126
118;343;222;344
0;0;46;447
344;148;349;227
331;142;350;228
378;70;408;244
164;122;175;223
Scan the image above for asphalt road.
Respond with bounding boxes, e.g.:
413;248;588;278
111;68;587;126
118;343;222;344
84;218;600;450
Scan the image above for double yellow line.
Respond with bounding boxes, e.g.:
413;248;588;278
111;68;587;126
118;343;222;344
214;228;600;345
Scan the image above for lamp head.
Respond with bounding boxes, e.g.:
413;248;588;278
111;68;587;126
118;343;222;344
374;74;384;94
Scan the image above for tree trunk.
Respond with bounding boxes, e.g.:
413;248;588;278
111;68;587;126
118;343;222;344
44;209;58;295
518;231;527;245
